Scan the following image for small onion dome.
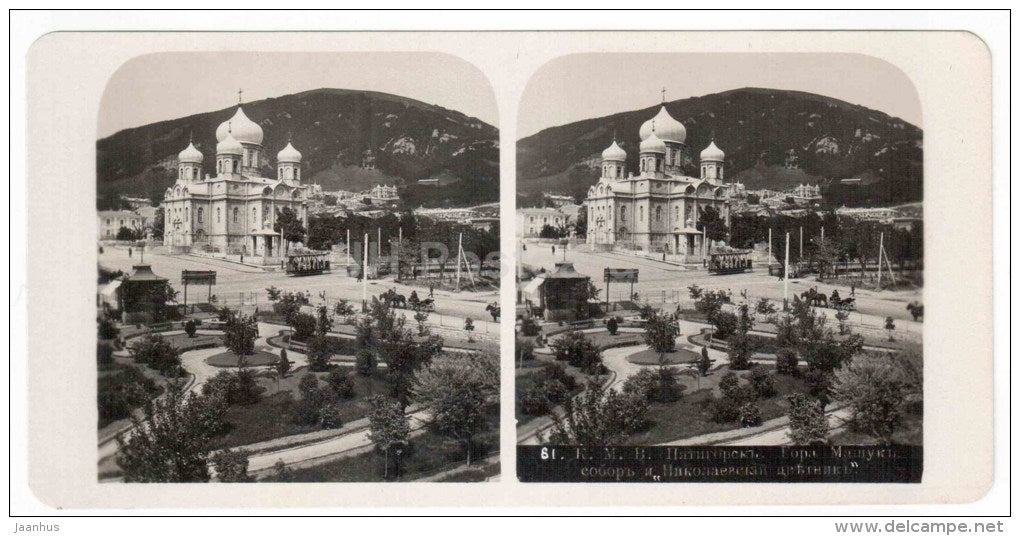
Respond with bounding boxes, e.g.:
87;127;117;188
639;105;686;143
215;107;263;145
700;140;725;162
601;140;627;162
277;142;302;163
639;132;666;154
216;132;243;155
178;142;204;164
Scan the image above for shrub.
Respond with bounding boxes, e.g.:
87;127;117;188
755;297;777;316
97;342;115;367
549;331;603;373
718;372;740;398
290;313;317;342
520;316;540;337
688;284;703;300
712;311;738;340
98;317;120;340
210;449;254;482
356;349;378;376
515;338;535;362
747;367;777;398
129;333;182;376
739;401;763;427
606;317;619;335
326;369;355;399
519;385;552;416
710;396;740;423
608;391;650;434
318;403;345;429
776;347;799;375
202;369;260;406
184;319;198;338
622;369;658;400
697;346;712;376
786;393;828;445
276;348;290;377
727;332;752;370
97;365;162;425
540;362;576;391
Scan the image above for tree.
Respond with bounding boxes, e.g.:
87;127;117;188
129;333;182;377
885;316;896;341
414;309;430;336
697;346;712;376
276;348;291;378
306;334;334;372
643;311;679;358
356;348;378;376
549;330;603;374
413;353;498;466
223;312;257;357
366;395;410;479
210;449;254;482
464;317;475;343
117;383;227;482
116;226;138;241
326;369;355;399
274;207;307;252
151;207;165;241
290;312;317;342
832;353;909;444
786;393;829;445
184;319;198;338
334;299;355;322
548;383;647;447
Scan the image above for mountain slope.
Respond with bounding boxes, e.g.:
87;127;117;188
517;87;922;206
96;88;499;208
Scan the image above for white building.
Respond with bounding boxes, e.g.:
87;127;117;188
584;105;732;254
161;102;309;260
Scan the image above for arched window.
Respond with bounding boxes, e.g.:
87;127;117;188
656;206;662;222
197;208;204;223
193;168;199;180
233;160;239;173
216;208;221;223
233;207;239;223
252;207;257;222
620;205;626;221
639;206;644;222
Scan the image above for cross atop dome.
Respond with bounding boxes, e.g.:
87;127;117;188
238;88;243;104
661;86;666;103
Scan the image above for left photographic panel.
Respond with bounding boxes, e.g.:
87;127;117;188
96;51;501;483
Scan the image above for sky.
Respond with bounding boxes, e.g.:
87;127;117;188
98;52;498;138
518;53;922;138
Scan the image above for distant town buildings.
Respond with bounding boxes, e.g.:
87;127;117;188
97;210;146;240
517;206;575;238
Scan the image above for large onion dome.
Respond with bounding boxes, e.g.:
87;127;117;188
601;140;627;162
216;132;243;155
639;105;686;144
177;142;204;164
215;107;263;145
639;132;666;154
277;142;302;163
700;140;725;162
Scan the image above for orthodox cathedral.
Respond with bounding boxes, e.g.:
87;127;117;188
162;99;309;260
585;104;732;255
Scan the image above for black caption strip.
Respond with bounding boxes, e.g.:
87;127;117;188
517;445;922;483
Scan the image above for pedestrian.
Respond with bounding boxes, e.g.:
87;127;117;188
128;247;133;258
522;244;527;251
429;284;434;298
850;282;856;296
552;245;556;255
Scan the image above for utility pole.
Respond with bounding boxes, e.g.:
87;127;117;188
820;226;825;243
377;227;382;260
768;227;772;265
877;231;884;289
799;226;803;260
362;233;369;311
455;232;463;290
784;232;790;309
346;229;351;265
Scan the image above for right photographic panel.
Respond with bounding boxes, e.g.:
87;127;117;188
515;53;924;483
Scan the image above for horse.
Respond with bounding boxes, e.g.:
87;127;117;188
907;301;924;322
800;288;827;307
418;298;436;312
390;293;407;309
485;302;500;322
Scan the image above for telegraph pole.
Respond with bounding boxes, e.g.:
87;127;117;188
362;233;369;311
784;232;790;309
455;232;463;289
346;229;351;265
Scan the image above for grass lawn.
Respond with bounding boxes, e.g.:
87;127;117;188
160;332;223;352
208;368;396;450
206;349;279;367
627;347;701;365
433;461;501;482
582;331;645;350
620;364;809;445
261;407;499;482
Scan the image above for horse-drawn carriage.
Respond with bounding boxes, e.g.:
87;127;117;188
381;288;435;312
800;287;855;311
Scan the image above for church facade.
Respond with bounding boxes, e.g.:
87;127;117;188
585;105;732;255
162;103;309;260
